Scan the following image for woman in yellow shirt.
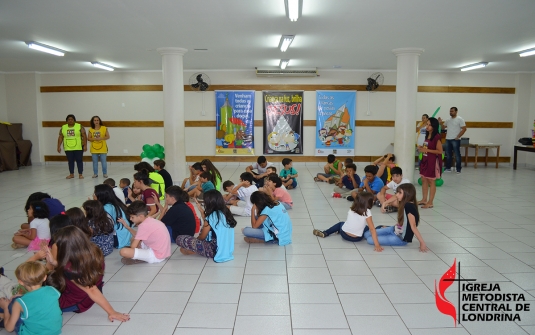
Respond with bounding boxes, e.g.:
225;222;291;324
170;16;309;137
57;114;87;179
88;116;110;178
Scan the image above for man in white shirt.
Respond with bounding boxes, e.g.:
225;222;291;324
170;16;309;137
439;107;467;174
245;156;274;188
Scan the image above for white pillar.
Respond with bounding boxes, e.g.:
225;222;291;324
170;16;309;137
157;47;188;183
392;48;424;183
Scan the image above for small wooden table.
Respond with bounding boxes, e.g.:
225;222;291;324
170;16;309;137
513;145;535;170
464;143;501;168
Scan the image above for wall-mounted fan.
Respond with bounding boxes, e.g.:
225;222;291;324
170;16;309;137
366;72;384;91
189;72;211;91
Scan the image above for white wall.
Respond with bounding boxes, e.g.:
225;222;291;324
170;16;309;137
3;70;533;166
0;74;8;122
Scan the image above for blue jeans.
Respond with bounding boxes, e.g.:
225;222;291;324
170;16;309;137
323;222;368;242
364;226;407;246
92;153;107;175
0;298;23;334
445;139;461;172
243;227;278;243
65;150;83;174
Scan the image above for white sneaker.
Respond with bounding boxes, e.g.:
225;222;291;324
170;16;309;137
444;169;452;172
456;171;461;174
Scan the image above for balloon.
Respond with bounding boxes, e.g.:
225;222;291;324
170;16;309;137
435;178;444;187
153;144;163;152
418;177;422;185
419;153;423;160
140;152;147;158
142;144;151;152
146;149;156;159
141;157;152;163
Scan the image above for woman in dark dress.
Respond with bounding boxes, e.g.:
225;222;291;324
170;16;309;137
417;117;443;209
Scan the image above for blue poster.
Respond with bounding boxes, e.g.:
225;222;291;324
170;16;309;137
315;91;356;156
215;90;255;155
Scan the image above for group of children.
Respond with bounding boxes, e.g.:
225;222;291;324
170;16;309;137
0;153;433;334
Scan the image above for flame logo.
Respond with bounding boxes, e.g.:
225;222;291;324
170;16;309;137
435;258;457;325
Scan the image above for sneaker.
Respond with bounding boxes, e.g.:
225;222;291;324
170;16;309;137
328;177;336;184
375;200;382;207
92;175;98;178
346;196;354;202
312;229;325;238
103;174;108;178
332;192;341;198
385;206;398;213
443;169;452;172
456;171;461;174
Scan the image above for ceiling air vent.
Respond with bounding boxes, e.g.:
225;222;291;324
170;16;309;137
256;68;318;77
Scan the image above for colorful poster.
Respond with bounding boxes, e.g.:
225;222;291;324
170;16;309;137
263;91;303;155
215;90;255;155
315;90;356;156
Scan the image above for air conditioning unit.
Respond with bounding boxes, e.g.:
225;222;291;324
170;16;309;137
256;68;318;77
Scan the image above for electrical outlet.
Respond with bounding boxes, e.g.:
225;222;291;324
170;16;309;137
123;149;128;153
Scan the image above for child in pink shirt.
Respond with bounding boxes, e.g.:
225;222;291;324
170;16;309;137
264;174;293;209
118;201;171;265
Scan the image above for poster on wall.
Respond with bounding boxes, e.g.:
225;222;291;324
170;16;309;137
263;91;303;155
215;90;255;155
315;90;356;156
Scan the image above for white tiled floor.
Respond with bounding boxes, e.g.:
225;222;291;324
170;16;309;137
0;162;534;334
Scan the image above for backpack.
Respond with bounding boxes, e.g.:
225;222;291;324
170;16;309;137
518;137;533;145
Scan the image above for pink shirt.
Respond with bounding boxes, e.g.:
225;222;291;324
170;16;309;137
135;217;171;260
273;187;293;207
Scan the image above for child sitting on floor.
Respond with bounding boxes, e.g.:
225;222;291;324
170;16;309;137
181;162;202;192
189;171;215;200
242;191;293;245
376;167;410;213
333;163;361;198
222;180;239;205
280;158;298;189
315;154;343;183
228;172;258;217
120;178;131;203
12;201;50;250
264;174;293;209
118;201;171;265
153;159;173;191
0;262;62;335
373;153;398;184
347;165;384;202
313;191;383;252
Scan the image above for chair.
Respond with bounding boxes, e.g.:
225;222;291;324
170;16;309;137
7;123;32;166
0;124;17;172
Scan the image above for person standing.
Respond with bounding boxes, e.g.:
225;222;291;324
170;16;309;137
416;114;429;147
88;116;110;178
439;107;467;174
418;117;443;209
57;114;87;179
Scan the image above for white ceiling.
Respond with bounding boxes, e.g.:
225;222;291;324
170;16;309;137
1;0;534;73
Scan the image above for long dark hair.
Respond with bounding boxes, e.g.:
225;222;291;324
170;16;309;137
133;169;151;186
83;200;113;236
90;115;103;129
350;191;374;216
29;201;49;219
396;183;418;226
94;184;129;222
65;207;91;237
426;117;440;140
250;191;278;214
201;159;221;186
203;190;236;228
134;162;155;173
47;226;104;292
24;192;51;212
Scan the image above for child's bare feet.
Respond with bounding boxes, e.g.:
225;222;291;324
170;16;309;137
180;247;196;255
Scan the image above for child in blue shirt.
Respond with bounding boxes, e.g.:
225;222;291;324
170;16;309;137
333;163;361;198
280;158;298;189
189;171;215;200
348;165;384;202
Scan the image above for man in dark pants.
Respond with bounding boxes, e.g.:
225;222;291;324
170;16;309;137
439;107;467;174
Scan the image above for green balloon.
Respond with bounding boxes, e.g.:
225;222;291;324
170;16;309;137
146;150;156;159
142;144;151;152
153;144;163;151
419;153;423;160
435;178;444;187
418;177;422;185
140;152;147;158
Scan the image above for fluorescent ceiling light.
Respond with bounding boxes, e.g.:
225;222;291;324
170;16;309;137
91;62;114;71
460;62;488;71
279;35;295;52
285;0;302;22
519;48;535;57
26;41;65;56
280;59;290;69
